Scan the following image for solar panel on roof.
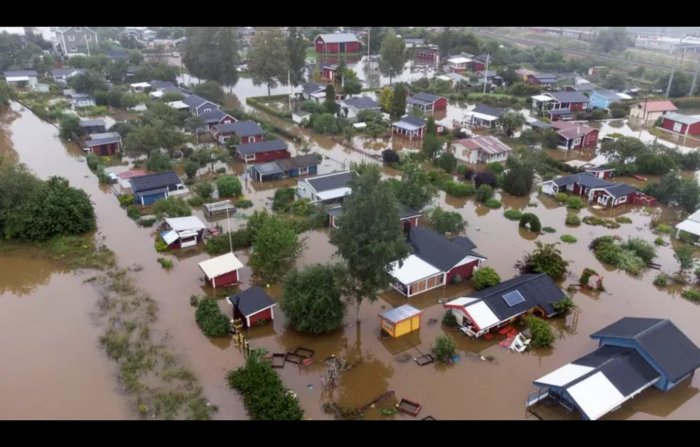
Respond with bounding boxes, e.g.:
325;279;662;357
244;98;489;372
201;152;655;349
502;290;525;307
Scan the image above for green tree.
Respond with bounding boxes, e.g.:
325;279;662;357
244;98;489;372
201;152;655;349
331;164;410;321
397;162;437;210
250;217;303;283
146;150;172;172
0;162;41;237
500;112;526;137
195;298;231;337
379;30;408;85
67;70;108;94
476;184;494;203
600;136;648;164
281;264;347;334
378;87;393;113
390;83;407;119
151;197;192;218
432;335;457;363
603;71;627;91
124;123;187;155
519;212;541;232
217;175;242;197
194;181;213;199
674;245;695;271
183;27;240;85
524;315;555;348
192;81;225;103
58;114;81;140
437;152;457;173
184;161;199;179
421;135;441;160
429;208;466;234
503;157;534;196
341;68;362;96
0;82;13;106
472;266;501;290
324;84;337;114
366;27;386;54
133;63;180;83
247;28;288;96
592;28;632;54
517;241;569;280
286;27;307;87
312;113;338;134
656;71;695;98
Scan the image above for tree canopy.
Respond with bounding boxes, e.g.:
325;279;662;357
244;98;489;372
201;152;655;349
247;28;289;96
592;28;632;54
183;27;240;85
379;30;408;84
397;162;436;210
286;27;307;87
250;216;303;283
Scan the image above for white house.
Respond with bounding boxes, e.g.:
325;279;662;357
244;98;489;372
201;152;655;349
451;136;513;164
296;171;355;204
3;70;39;90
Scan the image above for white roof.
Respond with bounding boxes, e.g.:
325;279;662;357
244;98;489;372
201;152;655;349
676;219;700;237
150;90;164;98
316;187;352;201
130;82;151;88
317;33;360;44
165;216;206;232
566;372;626;421
167;100;189;109
464;301;500;330
534;363;594;387
437;75;452;82
445;297;479;307
161;230;179;245
448;56;471;64
198;252;244;279
532;94;554;102
616;92;633;100
466;111;499;122
389;254;441;284
353;122;368;129
6;76;31;82
686;209;700;223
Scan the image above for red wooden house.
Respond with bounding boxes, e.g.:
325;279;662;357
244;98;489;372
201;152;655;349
211;120;264;145
227;287;277;328
550;121;599;150
315;33;362;54
392;116;427;140
406;92;447;113
470;53;489;72
198;109;236;131
235;139;290;164
161;216;207;249
198;252;244;288
660;112;700;137
84;132;122;156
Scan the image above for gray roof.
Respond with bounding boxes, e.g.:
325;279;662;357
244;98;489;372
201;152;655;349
129;171;182;194
408;227;484;272
407;92;442;105
528;119;552;129
316;33;361;44
182;94;218;110
275;154;320;171
215;120;263;137
198;109;230;124
228;287;277;318
548;91;589;104
343;96;379;110
663;112;700;126
548;109;575;116
552;172;611;189
591;318;700;383
51;68;83;78
472;104;504;118
306;171;355;193
251;161;284;176
149;80;177;90
592;90;622;101
381;304;421;324
302;83;326;95
79;119;105;128
601;183;637;198
4;70;38;78
85;132;121;147
470;273;567;320
533;73;558;82
326;204;421;221
473;53;490;63
394;115;427;129
235;139;288;155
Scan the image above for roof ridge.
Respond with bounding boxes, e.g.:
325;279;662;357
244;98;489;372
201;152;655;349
634;318;668;340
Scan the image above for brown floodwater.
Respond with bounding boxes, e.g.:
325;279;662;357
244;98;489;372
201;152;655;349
4;98;700;421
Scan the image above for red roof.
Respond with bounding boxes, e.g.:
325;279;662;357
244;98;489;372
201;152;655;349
638;100;678;113
117;169;147;180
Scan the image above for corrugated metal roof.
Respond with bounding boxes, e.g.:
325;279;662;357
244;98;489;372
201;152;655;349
380;304;422;324
198;252;244;279
317;33;361;44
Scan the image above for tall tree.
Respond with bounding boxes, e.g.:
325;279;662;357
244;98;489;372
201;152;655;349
286;27;308;87
192;81;225;103
366;27;385;55
183;27;240;85
379;30;408;85
500;112;526;137
600;136;648;164
331;165;410;321
398;162;437;210
503;157;534;196
378;86;393;113
390;83;407;119
250;216;303;283
592;28;632;54
247;28;289;96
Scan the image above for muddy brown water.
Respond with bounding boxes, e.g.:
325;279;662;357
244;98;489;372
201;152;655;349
3;100;700;420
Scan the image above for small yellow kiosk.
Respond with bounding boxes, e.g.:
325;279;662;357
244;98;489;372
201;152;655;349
379;304;422;338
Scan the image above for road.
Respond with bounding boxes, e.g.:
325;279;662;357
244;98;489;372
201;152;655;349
472;29;700;76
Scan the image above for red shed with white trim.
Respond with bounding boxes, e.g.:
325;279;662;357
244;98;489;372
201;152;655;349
227;287;277;328
198;252;244;288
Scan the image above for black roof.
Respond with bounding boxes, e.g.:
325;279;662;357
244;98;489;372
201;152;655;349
397;115;427;127
129;171;182;193
302;83;325;95
198;109;230;123
227;286;277;317
549;91;590;104
472;104;504;118
149;80;177;90
235;139;288;155
408;227;483;272
183;94;218;110
275;154;320;171
216;120;263;137
552;172;611;189
602;183;637;198
591;318;700;383
306;171;355;193
471;273;567;320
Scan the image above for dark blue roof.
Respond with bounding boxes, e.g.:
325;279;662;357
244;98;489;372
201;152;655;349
228;286;277;317
129;171;182;193
548;109;575;116
79;119;105;128
472;104;504;118
216;120;263;137
591;318;700;383
408;227;483;272
183;94;218;110
235;139;288;155
410;92;442;104
470;273;566;320
198;109;230;124
275;154;320;171
602;183;637;198
343;96;379;110
302;83;325;95
552;172;611;189
399;115;427;127
4;70;38;77
306;171;355;193
149;80;177;90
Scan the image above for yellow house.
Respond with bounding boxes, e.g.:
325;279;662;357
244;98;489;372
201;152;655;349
379;304;422;338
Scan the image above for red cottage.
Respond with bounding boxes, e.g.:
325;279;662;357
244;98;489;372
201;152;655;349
406;92;448;113
321;63;338;82
391;115;427;140
550;121;599;150
198;109;236;132
315;33;362;54
235;139;290;164
660;112;700;137
84;132;122;156
198;252;244;288
227;287;277;328
470;53;489;72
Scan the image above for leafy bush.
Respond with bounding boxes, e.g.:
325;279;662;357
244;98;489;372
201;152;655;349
432;335;457;363
126;205;141;220
429;208;466;234
139;217;156;227
590;236;645;275
118;194;134;207
566;196;584;209
486;162;505;174
552;297;576;315
157;257;173;269
654;223;673;234
582;215;620;229
554;192;569;203
542;226;556;233
517;242;569;280
217;176;242;198
565;214;581;226
151;197;191;218
674;245;695;271
437;152;457;173
443;181;475;197
682;289;700;301
620;238;656;264
195;298;231;338
560;234;577;244
484;198;501;209
472;267;501;290
226;350;304;420
654;237;665;246
503;209;523;220
476;184;494;203
442;310;458;328
235;199;254;209
519;213;541;232
194;181;213;199
272;187;297;213
206;229;252;255
86;153;100;170
524;315;554;348
653;273;669;287
154;236;168;252
615;216;632;224
188;196;204;207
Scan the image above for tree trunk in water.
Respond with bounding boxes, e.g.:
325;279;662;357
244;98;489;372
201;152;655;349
267;84;271;96
355;299;361;323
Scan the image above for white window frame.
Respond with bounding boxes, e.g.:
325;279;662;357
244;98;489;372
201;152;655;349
70;47;78;52
673;122;683;133
68;35;75;42
573;137;581;146
75;27;82;32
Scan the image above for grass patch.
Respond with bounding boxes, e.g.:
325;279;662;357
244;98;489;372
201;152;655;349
565;214;581;226
542;226;556;233
0;235;116;271
615;216;632;224
484;199;502;209
582;215;620;229
157;257;174;269
682;288;700;302
654;223;673;234
503;209;523;220
560;234;577;244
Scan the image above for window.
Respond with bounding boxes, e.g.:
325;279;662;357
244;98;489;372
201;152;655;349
618;196;627;203
68;35;75;42
75;27;82;32
70;47;77;52
673;122;683;133
85;35;91;41
573;137;581;146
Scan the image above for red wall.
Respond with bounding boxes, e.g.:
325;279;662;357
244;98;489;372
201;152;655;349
570;102;586;111
471;61;485;72
690;122;700;135
247;149;291;163
446;259;479;283
316;39;361;54
235;307;273;328
207;270;238;288
662;118;700;135
434;97;448;111
91;142;120;155
242;134;264;144
583;129;598;148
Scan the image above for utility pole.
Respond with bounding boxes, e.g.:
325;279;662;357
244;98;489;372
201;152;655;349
288;70;292;112
482;53;490;94
226;206;233;253
665;50;680;99
690;53;700;96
